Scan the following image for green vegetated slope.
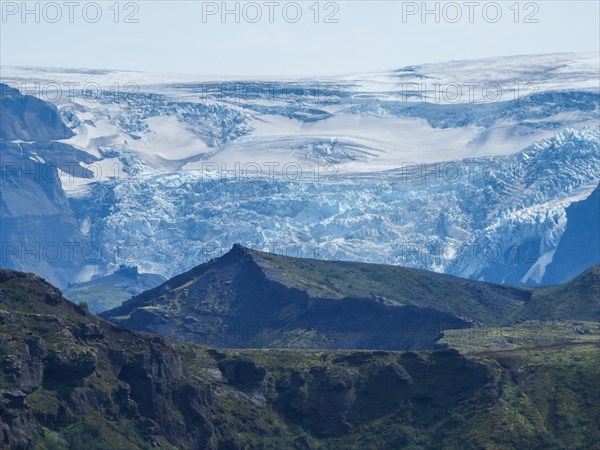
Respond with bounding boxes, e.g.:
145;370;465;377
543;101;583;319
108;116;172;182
439;320;600;353
248;246;530;322
1;269;599;450
516;265;600;322
101;245;599;349
249;247;600;323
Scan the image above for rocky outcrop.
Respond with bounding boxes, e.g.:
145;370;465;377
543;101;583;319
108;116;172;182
44;347;97;387
0;83;74;141
217;357;267;390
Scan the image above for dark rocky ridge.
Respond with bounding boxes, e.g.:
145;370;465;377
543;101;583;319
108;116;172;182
101;245;599;350
102;246;474;350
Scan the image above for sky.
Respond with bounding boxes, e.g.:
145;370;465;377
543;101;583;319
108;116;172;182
1;1;599;77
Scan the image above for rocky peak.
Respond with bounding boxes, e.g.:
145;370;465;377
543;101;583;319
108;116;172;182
115;265;140;278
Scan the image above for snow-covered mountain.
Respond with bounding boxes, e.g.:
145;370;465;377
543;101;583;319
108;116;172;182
1;53;598;287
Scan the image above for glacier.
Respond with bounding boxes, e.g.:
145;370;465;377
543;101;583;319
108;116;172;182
1;53;599;287
69;127;600;286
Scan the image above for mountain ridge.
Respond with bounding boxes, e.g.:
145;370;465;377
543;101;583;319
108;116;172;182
101;245;600;349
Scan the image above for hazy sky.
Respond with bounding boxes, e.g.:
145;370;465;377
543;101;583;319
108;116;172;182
1;1;599;76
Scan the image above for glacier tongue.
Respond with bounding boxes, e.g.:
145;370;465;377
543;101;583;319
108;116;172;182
71;128;599;285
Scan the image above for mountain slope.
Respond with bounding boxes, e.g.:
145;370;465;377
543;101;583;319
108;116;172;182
101;245;527;349
0;83;101;288
517;265;600;322
541;185;600;284
62;265;166;313
0;83;74;141
0;141;91;287
101;246;600;350
1;269;599;449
